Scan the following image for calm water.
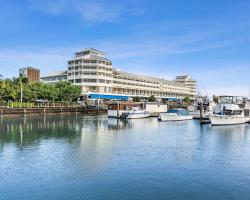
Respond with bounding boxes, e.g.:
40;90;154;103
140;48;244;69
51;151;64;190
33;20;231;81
1;114;250;200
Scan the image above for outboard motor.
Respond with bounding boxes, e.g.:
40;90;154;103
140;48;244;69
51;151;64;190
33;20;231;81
120;112;129;119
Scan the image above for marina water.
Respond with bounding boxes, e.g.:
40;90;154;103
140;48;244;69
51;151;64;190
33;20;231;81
1;114;250;200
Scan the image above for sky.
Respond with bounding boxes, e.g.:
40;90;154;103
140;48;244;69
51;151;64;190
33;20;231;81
0;0;250;96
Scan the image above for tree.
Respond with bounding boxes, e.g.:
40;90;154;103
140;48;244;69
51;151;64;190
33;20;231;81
0;79;18;101
0;78;81;103
133;96;141;102
148;95;156;102
213;95;219;103
183;97;191;103
33;83;58;101
55;81;81;102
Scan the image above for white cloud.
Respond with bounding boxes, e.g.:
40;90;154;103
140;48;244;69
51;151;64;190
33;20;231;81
27;0;145;23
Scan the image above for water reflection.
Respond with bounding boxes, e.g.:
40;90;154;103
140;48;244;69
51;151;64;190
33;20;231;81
0;115;82;149
108;118;133;130
1;115;250;200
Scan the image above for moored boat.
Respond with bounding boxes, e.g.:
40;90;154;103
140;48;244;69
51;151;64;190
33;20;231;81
108;101;167;118
210;96;250;126
159;109;193;121
125;107;151;119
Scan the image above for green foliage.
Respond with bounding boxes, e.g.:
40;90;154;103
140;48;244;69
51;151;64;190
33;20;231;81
148;95;156;102
183;97;191;103
55;81;81;102
0;78;81;102
213;95;219;103
133;96;141;102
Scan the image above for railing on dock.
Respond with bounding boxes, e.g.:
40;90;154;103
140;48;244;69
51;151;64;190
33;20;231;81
0;101;107;117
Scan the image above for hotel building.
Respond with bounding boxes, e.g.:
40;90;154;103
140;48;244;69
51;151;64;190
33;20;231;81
41;48;197;100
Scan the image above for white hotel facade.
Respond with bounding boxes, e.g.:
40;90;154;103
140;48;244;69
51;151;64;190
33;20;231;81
41;48;197;100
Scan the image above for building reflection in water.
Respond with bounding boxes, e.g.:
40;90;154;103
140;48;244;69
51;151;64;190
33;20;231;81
1;115;250;172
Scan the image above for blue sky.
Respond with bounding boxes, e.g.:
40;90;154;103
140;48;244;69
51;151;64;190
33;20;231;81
0;0;250;96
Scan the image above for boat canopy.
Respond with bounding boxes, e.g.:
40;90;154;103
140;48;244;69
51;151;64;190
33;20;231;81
167;109;189;116
165;97;181;102
88;93;129;100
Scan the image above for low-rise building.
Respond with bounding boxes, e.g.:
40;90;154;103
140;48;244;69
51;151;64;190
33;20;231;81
41;70;67;83
19;67;40;83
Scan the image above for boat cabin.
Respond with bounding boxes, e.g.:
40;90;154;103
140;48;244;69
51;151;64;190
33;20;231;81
167;109;190;116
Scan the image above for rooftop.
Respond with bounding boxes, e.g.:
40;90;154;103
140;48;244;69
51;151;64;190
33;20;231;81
19;66;40;71
41;70;67;78
175;75;196;82
71;48;111;62
113;69;186;86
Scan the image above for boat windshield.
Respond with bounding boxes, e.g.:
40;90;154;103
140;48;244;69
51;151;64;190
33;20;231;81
222;109;242;116
167;109;189;116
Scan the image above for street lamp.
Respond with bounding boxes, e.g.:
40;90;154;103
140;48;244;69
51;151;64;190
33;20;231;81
20;79;23;103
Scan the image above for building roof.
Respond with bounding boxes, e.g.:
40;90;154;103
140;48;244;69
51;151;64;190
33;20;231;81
175;75;196;82
41;70;67;78
75;48;104;55
19;66;40;71
113;69;186;86
72;48;111;62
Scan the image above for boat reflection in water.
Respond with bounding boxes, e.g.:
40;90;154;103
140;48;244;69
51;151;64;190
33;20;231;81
1;114;250;200
108;118;133;130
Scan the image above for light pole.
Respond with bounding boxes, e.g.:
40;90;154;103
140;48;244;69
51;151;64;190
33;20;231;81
20;80;23;103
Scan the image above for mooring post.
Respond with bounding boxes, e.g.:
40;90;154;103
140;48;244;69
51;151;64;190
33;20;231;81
200;98;204;124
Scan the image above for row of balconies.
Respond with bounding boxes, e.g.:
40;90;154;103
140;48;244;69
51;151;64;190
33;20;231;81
112;90;190;98
113;83;190;94
68;59;112;66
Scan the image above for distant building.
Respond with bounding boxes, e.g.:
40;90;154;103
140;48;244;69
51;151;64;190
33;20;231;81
19;67;40;83
174;75;197;97
40;70;67;83
42;48;197;100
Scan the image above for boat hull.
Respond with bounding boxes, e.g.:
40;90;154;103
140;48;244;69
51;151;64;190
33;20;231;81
108;110;128;118
126;113;151;119
210;115;250;126
159;113;193;121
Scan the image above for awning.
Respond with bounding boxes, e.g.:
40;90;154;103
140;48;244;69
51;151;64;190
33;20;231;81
165;97;181;101
88;93;129;100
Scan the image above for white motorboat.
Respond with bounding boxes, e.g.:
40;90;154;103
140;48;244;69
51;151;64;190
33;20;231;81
159;109;193;121
125;107;151;119
210;96;250;126
108;102;167;118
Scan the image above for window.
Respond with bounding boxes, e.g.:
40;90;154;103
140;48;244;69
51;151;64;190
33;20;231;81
82;79;97;82
75;79;81;83
233;110;242;115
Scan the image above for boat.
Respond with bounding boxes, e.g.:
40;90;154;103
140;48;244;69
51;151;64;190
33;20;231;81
188;96;215;119
210;96;250;126
158;108;193;121
107;102;167;118
124;107;151;119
